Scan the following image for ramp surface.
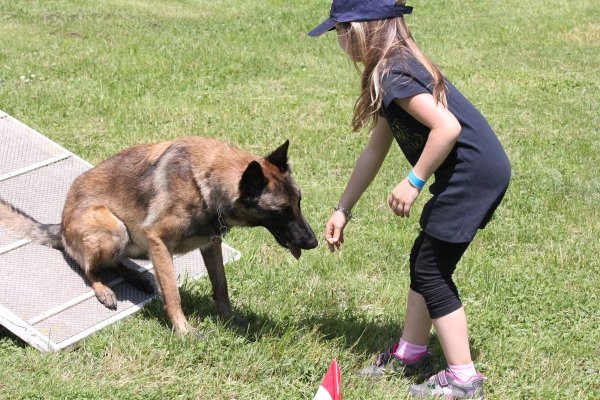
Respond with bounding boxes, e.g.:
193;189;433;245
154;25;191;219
0;110;240;351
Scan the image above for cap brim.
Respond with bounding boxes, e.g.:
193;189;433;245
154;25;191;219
308;18;337;37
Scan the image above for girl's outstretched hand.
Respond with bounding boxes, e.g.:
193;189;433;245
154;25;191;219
388;178;421;217
324;211;348;252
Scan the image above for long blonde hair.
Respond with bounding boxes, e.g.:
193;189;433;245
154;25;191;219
344;2;447;132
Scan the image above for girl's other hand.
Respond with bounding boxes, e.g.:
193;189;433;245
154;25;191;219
388;179;421;217
324;211;347;252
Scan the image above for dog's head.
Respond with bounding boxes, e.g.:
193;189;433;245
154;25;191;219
236;140;318;259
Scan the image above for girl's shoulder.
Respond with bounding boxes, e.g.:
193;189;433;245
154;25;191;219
381;53;434;98
384;53;432;82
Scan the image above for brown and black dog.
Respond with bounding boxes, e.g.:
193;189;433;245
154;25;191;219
0;136;318;334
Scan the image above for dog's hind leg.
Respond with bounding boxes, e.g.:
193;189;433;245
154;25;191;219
63;205;130;310
200;242;233;320
84;267;118;310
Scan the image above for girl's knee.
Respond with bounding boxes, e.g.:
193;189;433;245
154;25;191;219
412;274;461;318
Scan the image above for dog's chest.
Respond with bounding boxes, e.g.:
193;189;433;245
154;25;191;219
123;230;213;259
123;208;218;257
173;217;216;253
124;241;149;259
173;235;212;254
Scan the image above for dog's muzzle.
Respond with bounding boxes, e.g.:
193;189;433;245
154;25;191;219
287;235;318;260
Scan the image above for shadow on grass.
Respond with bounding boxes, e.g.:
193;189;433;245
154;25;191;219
0;283;479;367
138;287;481;369
297;313;482;369
0;325;28;348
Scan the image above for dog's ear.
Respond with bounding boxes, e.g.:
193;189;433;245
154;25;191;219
265;140;289;172
239;160;268;202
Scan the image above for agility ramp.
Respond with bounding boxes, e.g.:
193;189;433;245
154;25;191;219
0;110;241;352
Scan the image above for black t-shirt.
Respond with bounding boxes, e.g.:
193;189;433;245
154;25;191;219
380;55;511;243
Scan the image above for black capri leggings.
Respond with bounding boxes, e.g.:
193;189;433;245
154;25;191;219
409;231;471;319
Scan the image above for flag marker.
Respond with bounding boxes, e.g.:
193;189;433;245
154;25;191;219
313;359;342;400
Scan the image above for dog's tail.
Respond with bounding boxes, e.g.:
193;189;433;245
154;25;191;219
0;199;62;249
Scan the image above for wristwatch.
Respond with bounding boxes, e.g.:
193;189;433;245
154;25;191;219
334;205;353;221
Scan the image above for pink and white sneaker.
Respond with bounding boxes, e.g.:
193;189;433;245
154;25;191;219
357;341;431;378
410;369;485;399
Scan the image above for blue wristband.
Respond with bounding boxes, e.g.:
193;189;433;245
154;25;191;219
407;169;426;189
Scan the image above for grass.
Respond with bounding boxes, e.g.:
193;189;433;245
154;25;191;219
0;0;598;398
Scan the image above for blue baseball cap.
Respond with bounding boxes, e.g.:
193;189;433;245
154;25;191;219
308;0;413;37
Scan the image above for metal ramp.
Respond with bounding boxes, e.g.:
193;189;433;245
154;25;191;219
0;110;241;351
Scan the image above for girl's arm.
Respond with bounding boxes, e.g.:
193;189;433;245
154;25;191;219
388;93;461;217
325;117;394;251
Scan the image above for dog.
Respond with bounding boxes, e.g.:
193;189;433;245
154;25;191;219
0;136;318;334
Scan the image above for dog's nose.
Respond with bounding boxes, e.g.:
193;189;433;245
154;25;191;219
303;236;318;249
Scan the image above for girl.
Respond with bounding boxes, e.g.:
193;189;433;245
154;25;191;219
309;0;511;398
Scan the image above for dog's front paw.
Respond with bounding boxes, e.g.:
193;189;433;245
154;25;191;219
171;315;197;336
173;322;206;339
216;303;233;319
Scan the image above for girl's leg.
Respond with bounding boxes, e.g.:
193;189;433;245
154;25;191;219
401;288;432;346
407;233;485;396
402;232;432;346
410;233;474;370
411;305;483;398
432;306;472;366
393;233;432;361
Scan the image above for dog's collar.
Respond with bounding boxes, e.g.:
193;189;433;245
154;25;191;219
211;206;230;245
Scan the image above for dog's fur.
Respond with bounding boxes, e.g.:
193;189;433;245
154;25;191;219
0;136;317;334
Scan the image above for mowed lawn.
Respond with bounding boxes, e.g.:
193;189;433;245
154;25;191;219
0;0;598;399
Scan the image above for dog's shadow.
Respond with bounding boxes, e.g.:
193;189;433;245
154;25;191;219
138;285;481;368
0;258;480;366
59;251;157;304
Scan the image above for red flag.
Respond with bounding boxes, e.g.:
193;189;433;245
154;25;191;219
313;359;342;400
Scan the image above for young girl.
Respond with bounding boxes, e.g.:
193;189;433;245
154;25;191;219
309;1;510;398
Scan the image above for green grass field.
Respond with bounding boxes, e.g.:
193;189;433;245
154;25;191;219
0;0;598;398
